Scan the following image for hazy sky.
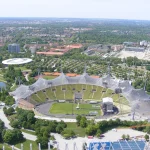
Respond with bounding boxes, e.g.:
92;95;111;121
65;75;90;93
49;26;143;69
0;0;149;20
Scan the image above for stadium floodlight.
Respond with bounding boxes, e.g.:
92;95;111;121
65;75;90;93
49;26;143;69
102;81;108;88
107;61;112;77
143;78;148;91
30;143;32;150
37;68;41;77
47;81;52;86
60;63;63;73
21;144;23;150
115;88;122;94
48;142;51;150
29;86;35;91
38;143;41;150
15;76;22;86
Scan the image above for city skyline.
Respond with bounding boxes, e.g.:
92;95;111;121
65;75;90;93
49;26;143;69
0;0;150;20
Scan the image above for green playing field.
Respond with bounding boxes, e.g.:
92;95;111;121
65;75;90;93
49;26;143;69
49;102;101;116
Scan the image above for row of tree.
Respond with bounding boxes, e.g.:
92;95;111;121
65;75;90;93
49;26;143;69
76;115;149;137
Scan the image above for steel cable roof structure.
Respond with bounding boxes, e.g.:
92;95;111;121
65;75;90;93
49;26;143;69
10;69;150;117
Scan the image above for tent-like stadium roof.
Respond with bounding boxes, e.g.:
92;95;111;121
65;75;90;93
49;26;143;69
10;71;150;103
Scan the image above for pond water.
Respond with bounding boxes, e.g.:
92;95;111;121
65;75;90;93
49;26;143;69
0;82;6;89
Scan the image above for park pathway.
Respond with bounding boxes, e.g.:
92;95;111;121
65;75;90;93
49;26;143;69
0;107;37;141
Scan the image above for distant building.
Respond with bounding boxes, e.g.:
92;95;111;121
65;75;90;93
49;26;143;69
29;46;36;54
8;43;20;53
125;47;145;52
140;40;148;47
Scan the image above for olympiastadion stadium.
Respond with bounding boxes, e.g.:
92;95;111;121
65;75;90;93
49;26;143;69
10;66;150;119
10;67;150;150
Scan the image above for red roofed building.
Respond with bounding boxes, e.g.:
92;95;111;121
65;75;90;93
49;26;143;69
66;73;77;77
36;51;64;56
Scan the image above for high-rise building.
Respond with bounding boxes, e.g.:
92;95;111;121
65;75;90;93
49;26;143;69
8;43;20;53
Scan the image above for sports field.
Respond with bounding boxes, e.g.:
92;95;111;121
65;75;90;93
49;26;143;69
49;102;101;115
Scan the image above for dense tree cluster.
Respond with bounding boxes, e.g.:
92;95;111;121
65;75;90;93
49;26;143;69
0;119;4;142
76;115;149;137
0;119;23;145
3;66;26;87
0;90;15;105
8;108;71;148
2;129;23;145
3;107;15;116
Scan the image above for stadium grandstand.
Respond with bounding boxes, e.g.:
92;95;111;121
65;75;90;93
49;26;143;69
10;66;150;118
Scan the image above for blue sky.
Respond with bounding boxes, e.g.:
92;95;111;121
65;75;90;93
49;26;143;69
0;0;149;20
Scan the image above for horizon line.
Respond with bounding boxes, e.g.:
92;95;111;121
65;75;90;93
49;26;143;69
0;17;150;22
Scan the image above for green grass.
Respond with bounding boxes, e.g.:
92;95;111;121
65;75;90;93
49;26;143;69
45;88;56;100
0;143;12;150
14;66;29;71
30;94;42;102
0;76;5;82
50;103;101;115
37;91;47;101
66;122;86;137
15;139;56;150
10;84;18;91
21;129;36;135
15;140;39;150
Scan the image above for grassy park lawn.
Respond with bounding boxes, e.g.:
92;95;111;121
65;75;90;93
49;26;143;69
15;139;56;150
14;66;30;71
49;102;101;115
15;140;39;150
0;143;12;150
66;122;86;137
21;129;36;135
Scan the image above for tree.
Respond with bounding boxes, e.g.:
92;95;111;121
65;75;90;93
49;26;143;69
2;129;23;144
76;115;82;126
36;137;49;149
145;134;149;141
3;107;15;116
145;126;150;134
80;117;87;128
27;112;35;124
96;129;102;137
61;129;75;138
0;120;4;142
10;120;20;128
122;134;126;140
85;125;97;136
56;125;63;134
126;134;130;140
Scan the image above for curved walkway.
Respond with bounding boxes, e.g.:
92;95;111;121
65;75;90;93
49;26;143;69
35;111;147;123
0;107;37;141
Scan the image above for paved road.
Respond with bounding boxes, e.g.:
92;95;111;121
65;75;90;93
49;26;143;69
0;108;37;141
35;112;147;123
25;74;29;81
